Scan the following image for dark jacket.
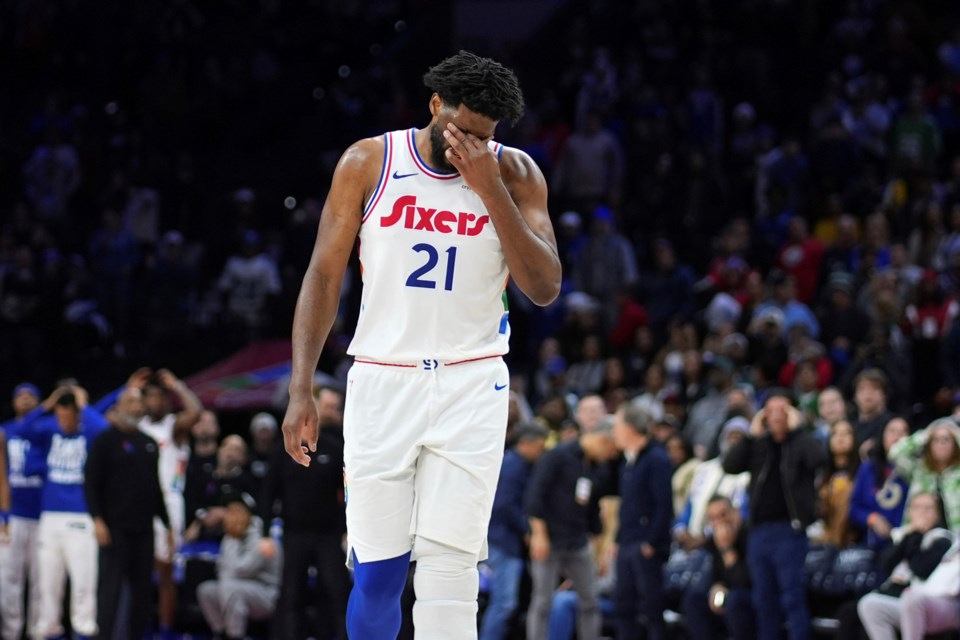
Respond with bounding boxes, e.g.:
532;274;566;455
488;449;534;558
617;442;673;555
723;428;827;531
525;440;603;551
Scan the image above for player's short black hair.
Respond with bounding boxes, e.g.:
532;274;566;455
423;50;525;125
55;392;78;410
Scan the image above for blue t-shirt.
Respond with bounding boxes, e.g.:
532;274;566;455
0;408;45;519
26;408;110;514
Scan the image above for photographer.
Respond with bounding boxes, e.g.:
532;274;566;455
682;495;755;640
723;388;827;640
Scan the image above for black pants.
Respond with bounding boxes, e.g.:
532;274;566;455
278;531;350;640
98;529;155;640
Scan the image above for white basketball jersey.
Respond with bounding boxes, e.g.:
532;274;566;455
139;413;189;495
347;128;511;363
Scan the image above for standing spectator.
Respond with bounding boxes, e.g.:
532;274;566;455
571;207;639;331
260;387;350;640
21;126;81;222
857;492;958;639
479;422;548;640
198;492;282;640
0;383;44;640
682;496;756;640
891;91;942;172
685;356;737;460
610;404;673;640
902;271;959;409
217;230;282;341
28;387;110;640
187;410;221;481
814;386;849;438
88;209;140;357
572;394;607;435
673;417;751;550
776;217;825;305
246;412;278;494
818;271;871;375
641;239;697;338
723;389;827;640
849;416;910;549
551;111;623;214
85;386;172;640
815;420;860;547
139;368;203;639
752;271;821;339
525;423;619;640
889;418;960;531
851;369;894;454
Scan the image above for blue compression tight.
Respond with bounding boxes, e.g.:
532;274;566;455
347;551;412;640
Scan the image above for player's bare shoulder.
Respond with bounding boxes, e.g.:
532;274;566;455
497;146;547;198
336;136;386;186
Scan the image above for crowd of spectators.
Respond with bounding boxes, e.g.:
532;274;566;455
4;0;960;638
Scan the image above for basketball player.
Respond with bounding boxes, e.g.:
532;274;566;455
0;384;44;640
280;51;561;640
138;368;203;638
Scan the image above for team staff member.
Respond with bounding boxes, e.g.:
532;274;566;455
85;386;172;640
26;386;110;640
260;386;350;640
0;383;45;640
524;423;619;640
610;404;674;640
280;50;560;640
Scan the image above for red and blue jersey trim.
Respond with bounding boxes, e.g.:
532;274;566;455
362;132;393;223
407;128;459;180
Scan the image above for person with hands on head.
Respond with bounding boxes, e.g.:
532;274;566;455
85;385;172;640
137;367;203;640
888;417;960;531
281;50;560;640
27;384;110;640
723;388;827;640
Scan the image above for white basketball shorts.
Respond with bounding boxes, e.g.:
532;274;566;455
343;355;510;565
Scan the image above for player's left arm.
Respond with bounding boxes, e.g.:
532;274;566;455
443;124;561;306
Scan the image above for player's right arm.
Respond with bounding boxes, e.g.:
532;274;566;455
282;137;383;467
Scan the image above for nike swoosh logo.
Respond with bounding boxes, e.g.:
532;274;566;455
494;383;507;391
392;171;418;179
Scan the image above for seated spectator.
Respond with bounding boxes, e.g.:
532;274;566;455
673;417;751;549
813;385;849;440
565;335;606;397
857;492;959;639
849;416;910;549
198;492;282;640
630;362;667;422
685;356;737;460
889;417;960;531
682;496;756;640
184;435;257;543
665;434;699;518
851;368;893;455
814;420;860;547
246;411;278;494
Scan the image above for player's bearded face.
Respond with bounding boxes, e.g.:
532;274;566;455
429;123;455;171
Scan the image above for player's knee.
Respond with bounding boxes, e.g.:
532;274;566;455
412;536;478;602
352;551;410;604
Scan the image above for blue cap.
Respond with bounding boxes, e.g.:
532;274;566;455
13;383;40;400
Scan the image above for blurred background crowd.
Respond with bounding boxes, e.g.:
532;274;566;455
4;0;960;638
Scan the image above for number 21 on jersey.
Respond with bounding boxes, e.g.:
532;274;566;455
406;243;458;291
